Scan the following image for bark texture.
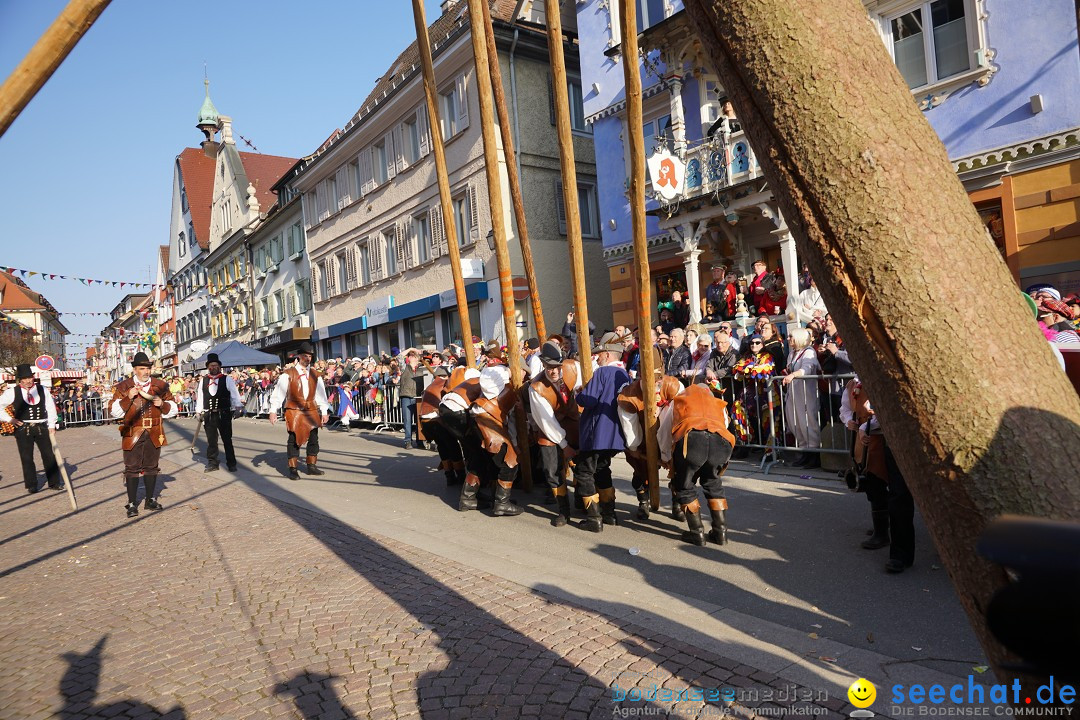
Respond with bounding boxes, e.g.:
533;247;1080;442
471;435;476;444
683;0;1080;677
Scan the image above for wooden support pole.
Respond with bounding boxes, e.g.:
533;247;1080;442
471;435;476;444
467;0;532;490
412;0;476;370
544;0;593;383
618;0;661;510
0;0;112;138
479;0;545;341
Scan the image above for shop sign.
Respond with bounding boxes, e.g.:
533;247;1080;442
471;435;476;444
366;296;395;326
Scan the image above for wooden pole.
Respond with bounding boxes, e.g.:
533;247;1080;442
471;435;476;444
478;0;546;340
544;0;593;383
0;0;112;138
467;0;532;490
411;0;476;370
618;0;661;510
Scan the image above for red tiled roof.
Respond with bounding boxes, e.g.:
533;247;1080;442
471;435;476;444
0;271;46;311
158;245;169;274
238;152;298;212
177;148;216;250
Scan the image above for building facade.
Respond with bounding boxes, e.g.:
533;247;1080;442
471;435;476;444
154;245;177;373
293;0;610;360
100;293;152;382
0;271;70;367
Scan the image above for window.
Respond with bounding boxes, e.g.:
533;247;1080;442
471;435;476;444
886;0;969;89
178;231;186;257
181;188;189;213
443;302;482;347
384;228;398;276
555;181;600;239
643;113;673;154
236;255;245;279
270;236;283;265
637;0;667;32
337;251;350;291
274;291;285;322
359;242;371;286
407;314;436;349
346;331;368;358
327;175;338;213
550;76;590;133
373;139;389;185
296;280;312;313
440;74;470;139
260;298;270;327
403;115;421;165
413;212;431;265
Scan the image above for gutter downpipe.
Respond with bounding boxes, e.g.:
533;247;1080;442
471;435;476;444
509;0;524;181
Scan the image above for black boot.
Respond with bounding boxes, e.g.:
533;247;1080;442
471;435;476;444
803;453;821;469
600;498;618;526
543;488;557;505
707;503;728;545
125;502;139;518
635;489;650;521
791;453;809;467
287;459;300;480
445;470;459;486
552;493;571;527
862;511;890;550
573;490;586;515
306;455;325;476
458;475;480;511
144;498;163;511
492;482;523;517
669;484;685;521
579;497;603;533
682;509;707;546
455;468;467;485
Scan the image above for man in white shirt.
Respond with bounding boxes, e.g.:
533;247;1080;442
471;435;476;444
195;353;244;473
0;364;62;493
269;342;330;480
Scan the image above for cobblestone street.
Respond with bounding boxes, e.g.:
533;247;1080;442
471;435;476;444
0;425;852;720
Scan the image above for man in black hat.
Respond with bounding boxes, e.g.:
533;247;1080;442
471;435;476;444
0;364;63;493
110;352;178;517
528;342;582;526
194;353;244;472
268;341;329;480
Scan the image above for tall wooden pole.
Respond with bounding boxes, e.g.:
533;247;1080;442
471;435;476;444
411;0;476;370
544;0;593;383
467;0;532;490
479;0;546;340
0;0;112;138
618;0;661;510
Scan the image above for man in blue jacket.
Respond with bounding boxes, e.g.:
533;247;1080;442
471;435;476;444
573;332;631;532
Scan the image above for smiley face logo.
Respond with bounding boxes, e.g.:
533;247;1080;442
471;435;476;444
847;678;876;709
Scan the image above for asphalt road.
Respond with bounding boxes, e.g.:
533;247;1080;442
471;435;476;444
156;414;986;691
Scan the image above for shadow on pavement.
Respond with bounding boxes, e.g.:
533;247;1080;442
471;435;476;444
58;636;185;719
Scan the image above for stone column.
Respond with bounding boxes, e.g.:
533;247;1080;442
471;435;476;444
668;75;686;155
773;225;799;328
676;222;703;323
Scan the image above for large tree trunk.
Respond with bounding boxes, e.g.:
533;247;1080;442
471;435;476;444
683;0;1080;679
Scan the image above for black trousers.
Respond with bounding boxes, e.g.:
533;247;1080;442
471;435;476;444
15;423;60;489
204;411;235;467
537;443;566;490
287;429;319;459
884;445;915;565
485;444;517;486
421;418;463;464
671;430;732;508
573;450;616;497
439;407;484;479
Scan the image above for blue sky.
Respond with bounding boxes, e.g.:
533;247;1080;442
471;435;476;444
0;0;446;366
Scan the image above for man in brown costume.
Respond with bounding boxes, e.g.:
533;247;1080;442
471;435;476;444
617;373;683;520
109;352;178;518
269;342;329;480
528;342;582;527
419;363;467;485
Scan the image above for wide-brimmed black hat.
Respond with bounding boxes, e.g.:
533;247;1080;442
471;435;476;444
291;341;316;358
205;353;221;366
15;364;33;379
131;352;152;368
539;342;563;368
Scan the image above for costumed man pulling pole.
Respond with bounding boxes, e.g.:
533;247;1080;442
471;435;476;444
194;353;244;473
419;359;467;486
438;365;484;505
465;345;524;516
618;372;683;520
573;332;632;532
529;342;582;527
0;364;63;494
659;382;736;546
110;352;178;518
268;342;329;480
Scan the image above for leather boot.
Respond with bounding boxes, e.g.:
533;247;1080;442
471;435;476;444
578;495;603;533
458;473;480;511
288;458;300;481
454;462;467;485
862;511;890;549
601;500;618;526
573;490;586;514
445;470;460;486
707;498;728;545
492;481;523;517
125;502;139;518
668;483;685;521
306;455;325;476
635;489;650;521
552;491;571;527
682;501;706;546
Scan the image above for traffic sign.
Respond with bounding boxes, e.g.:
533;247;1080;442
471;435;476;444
35;355;55;372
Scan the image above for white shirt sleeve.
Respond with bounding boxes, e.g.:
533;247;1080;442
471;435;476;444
658;402;676;464
227;377;244;409
441;392;468;413
839;387;854;425
268;373;290;414
110;388;126;419
618;405;642;451
194;378;205;414
529;386;566;448
44;390;59;428
314;378;329;416
160;395;179;419
0;388;14;422
527;354;543;381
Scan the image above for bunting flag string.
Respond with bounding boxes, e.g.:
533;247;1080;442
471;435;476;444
1;265;168;290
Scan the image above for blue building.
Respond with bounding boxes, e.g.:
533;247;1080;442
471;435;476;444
577;0;1080;329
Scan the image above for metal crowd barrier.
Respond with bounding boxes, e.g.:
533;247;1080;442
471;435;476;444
327;382;403;433
57;396;200;428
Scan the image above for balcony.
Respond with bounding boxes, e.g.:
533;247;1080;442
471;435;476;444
669;126;761;204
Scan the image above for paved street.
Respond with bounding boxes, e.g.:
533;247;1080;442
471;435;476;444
0;419;987;720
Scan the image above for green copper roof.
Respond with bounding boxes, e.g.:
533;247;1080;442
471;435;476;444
197;78;219;126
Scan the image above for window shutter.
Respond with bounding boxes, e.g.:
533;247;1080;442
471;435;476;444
336;166;350;209
555;180;567;235
287;291;296;318
456;74;470;132
317;182;329;221
360;149;374;195
325;259;336;296
548;73;556;125
395;223;406;271
418;105;431;157
346;248;357;285
347;163;359;205
302;193;315;229
384;132;397;181
393;125;405;173
370;238;383;280
430;205;445;257
469;184;479;242
403;220;415;269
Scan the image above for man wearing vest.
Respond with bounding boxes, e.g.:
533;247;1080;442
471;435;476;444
529;342;582;527
0;364;62;494
618;373;683;520
269;342;329;480
110;352;179;517
659;383;736;545
574;332;632;532
419;363;467;485
439;367;484;503
195;353;244;473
